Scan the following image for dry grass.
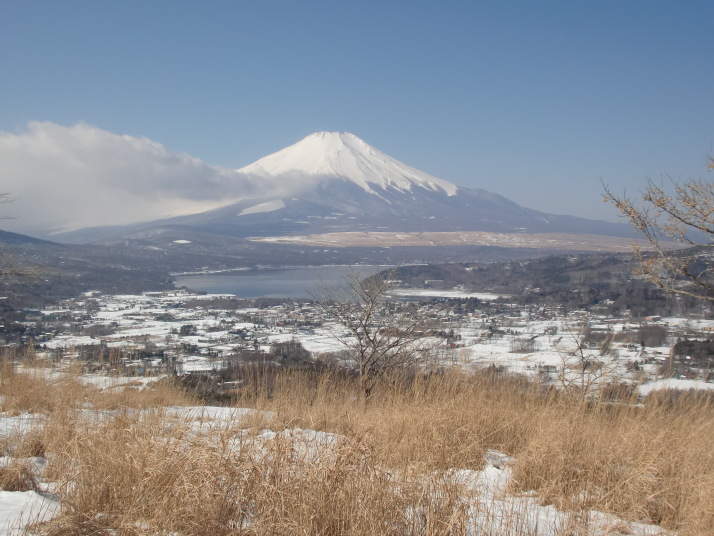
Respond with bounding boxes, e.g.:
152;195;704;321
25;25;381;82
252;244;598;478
255;371;556;473
35;410;468;535
0;360;84;414
0;356;198;414
0;459;39;492
1;358;712;535
84;377;200;410
510;398;714;532
250;370;714;534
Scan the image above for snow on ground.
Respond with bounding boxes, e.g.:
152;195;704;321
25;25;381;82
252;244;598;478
239;199;286;216
390;289;505;300
450;451;670;535
12;367;166;393
0;415;46;440
78;374;166;391
42;335;99;349
638;378;714;397
163;406;271;434
0;403;674;535
0;490;59;536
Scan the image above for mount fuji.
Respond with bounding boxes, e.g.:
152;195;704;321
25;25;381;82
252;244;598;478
239;131;459;197
55;131;633;265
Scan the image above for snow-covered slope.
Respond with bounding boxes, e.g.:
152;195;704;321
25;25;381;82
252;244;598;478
238;131;459;197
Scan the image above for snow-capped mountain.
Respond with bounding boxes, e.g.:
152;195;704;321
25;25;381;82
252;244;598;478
160;131;627;238
238;131;459;197
56;131;630;249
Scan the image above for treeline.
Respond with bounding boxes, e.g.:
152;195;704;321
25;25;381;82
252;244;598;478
394;252;709;317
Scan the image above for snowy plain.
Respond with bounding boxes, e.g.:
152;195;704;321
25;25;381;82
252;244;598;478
35;289;714;396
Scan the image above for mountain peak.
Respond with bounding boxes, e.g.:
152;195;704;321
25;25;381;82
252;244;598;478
305;130;355;140
238;131;459;196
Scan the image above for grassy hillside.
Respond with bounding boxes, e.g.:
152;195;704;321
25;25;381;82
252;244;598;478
1;348;712;535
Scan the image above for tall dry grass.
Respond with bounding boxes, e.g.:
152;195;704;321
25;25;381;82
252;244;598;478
248;369;714;534
0;358;86;415
34;408;469;536
1;354;712;535
510;392;714;533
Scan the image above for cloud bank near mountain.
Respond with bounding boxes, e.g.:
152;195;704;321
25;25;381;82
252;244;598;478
0;121;272;235
1;123;464;237
2;123;633;249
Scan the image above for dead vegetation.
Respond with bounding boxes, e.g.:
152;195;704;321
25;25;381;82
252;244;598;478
0;348;712;535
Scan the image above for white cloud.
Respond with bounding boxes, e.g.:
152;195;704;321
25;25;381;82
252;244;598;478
0;121;271;236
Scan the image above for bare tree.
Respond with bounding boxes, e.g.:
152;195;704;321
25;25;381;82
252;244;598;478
552;322;618;398
603;159;714;302
314;267;440;399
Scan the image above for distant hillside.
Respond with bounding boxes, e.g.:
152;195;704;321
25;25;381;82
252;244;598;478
392;253;704;317
0;229;52;246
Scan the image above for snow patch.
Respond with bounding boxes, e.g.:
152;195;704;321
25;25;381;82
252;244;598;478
638;378;714;397
0;491;58;535
239;199;286;216
390;289;505;300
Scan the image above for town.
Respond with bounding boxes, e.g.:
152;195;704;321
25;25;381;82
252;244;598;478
17;283;714;400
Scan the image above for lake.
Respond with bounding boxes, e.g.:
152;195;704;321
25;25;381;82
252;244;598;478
173;266;390;299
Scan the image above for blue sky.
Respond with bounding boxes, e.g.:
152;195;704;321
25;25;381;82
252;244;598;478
1;0;712;234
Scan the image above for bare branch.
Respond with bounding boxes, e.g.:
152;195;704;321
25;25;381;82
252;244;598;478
313;266;442;398
603;172;714;302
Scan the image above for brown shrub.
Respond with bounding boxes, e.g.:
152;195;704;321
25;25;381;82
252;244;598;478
0;459;39;492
